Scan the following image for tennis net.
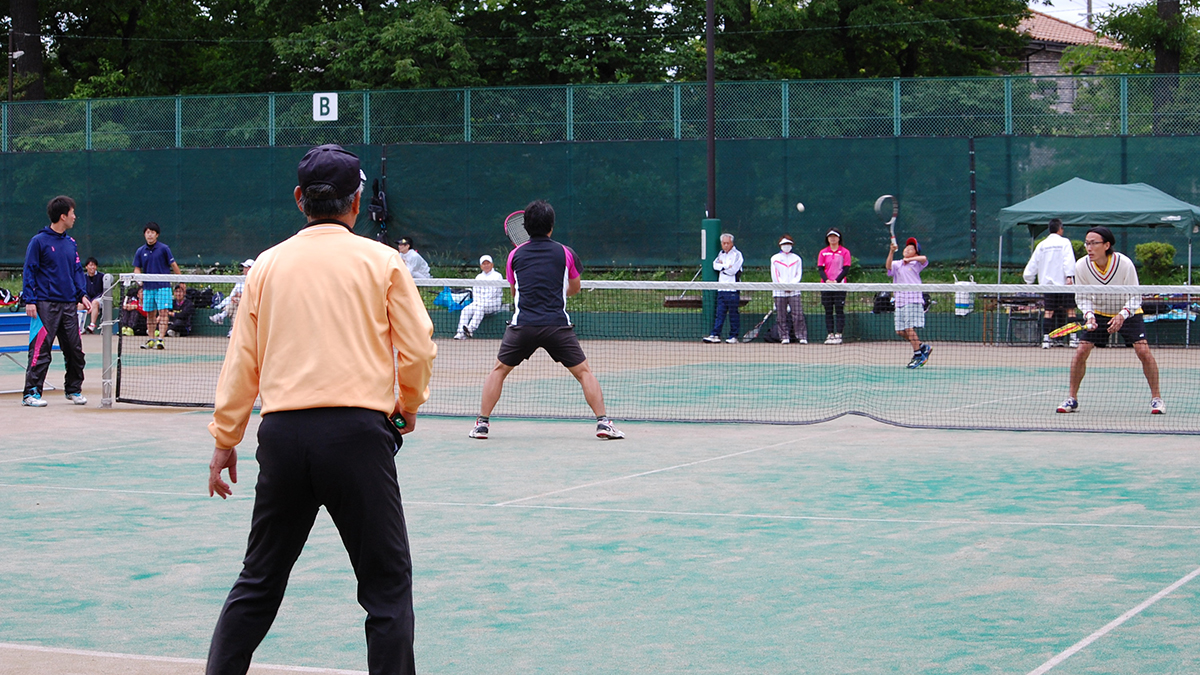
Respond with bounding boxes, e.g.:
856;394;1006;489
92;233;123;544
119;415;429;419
111;274;1200;434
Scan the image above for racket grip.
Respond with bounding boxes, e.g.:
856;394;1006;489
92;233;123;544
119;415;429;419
890;237;897;246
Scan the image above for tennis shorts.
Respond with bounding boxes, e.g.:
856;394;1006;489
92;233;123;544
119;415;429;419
1043;292;1075;314
497;324;587;368
1082;313;1146;345
894;303;925;331
142;287;173;312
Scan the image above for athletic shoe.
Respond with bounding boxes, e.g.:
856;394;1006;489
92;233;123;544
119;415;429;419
1151;397;1166;415
906;352;922;369
468;418;489;439
227;329;233;338
1042;335;1051;349
209;312;226;324
702;335;721;343
781;338;790;344
908;344;932;368
824;334;835;345
596;418;625;440
154;340;165;350
725;337;738;344
462;327;472;338
798;338;808;345
65;393;87;405
141;339;156;349
453;331;467;340
832;333;843;344
1069;334;1080;349
22;394;47;408
1056;397;1079;413
167;330;179;338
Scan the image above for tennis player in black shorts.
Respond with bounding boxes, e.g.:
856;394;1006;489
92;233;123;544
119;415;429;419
469;200;624;440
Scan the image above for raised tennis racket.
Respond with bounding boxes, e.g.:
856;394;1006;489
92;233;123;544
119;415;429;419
1048;322;1087;338
504;210;529;246
875;194;898;246
741;309;775;342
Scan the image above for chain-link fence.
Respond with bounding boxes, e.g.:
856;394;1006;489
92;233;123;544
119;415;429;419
7;75;1200;152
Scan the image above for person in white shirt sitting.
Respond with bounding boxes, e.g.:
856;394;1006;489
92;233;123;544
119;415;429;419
1023;218;1079;348
455;255;504;340
397;237;432;279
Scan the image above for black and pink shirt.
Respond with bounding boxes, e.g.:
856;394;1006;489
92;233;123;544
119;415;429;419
506;235;581;326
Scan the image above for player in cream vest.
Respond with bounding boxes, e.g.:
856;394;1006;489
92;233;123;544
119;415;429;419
1057;226;1163;415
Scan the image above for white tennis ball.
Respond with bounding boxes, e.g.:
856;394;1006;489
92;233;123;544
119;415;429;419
795;202;805;213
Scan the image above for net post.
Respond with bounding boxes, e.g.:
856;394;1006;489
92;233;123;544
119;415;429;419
101;273;114;409
702;218;721;328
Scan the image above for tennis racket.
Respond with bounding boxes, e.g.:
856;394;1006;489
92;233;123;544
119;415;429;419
741;308;775;342
875;194;898;246
504;210;529;246
1048;322;1087;338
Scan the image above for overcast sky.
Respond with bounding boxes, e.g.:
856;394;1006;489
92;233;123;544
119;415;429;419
1034;0;1148;27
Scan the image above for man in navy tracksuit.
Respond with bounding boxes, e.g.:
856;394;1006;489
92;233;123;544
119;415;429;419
21;195;91;407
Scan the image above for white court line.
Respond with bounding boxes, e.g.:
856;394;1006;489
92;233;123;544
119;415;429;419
407;501;1200;531
0;642;366;673
0;441;157;464
1025;565;1200;675
493;428;845;506
940;389;1057;414
0;483;217;498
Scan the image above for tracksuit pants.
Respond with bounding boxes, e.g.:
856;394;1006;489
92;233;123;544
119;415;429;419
711;290;741;338
774;296;807;341
24;301;85;398
206;408;415;675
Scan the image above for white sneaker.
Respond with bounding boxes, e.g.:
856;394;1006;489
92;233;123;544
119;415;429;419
453;331;467;340
1151;397;1166;415
832;334;843;344
781;338;790;344
724;337;738;344
22;394;48;408
824;334;835;344
65;393;87;405
702;335;721;343
798;338;808;344
1042;335;1051;349
1069;334;1080;348
209;312;226;324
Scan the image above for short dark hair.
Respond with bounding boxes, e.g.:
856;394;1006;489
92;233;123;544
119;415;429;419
174;283;187;291
1047;218;1063;234
144;221;161;234
1086;226;1115;254
298;183;358;219
85;256;99;267
524;200;555;237
47;196;75;224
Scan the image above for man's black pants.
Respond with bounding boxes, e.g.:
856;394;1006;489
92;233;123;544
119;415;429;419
206;407;415;675
24;301;85;398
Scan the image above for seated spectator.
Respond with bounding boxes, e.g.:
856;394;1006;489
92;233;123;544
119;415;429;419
397;237;432;279
119;285;148;336
455;255;505;340
82;257;104;334
209;258;254;337
167;283;195;337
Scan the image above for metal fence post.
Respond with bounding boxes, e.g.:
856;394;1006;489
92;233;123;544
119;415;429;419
1004;77;1013;135
464;89;471;142
781;80;789;138
363;90;370;144
566;85;574;141
2;102;6;153
268;93;275;146
85;99;92;150
175;96;182;148
1120;76;1129;135
893;78;901;136
673;83;681;139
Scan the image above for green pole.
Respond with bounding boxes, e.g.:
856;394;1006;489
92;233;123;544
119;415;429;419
702;218;721;330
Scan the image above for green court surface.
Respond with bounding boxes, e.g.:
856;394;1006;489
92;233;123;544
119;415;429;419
3;355;1200;675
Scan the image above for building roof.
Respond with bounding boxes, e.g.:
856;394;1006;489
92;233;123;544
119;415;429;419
1018;9;1121;49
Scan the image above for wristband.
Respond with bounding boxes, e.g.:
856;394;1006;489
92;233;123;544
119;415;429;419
1119;309;1130;320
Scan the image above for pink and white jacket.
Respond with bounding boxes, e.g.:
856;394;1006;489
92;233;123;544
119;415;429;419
770;250;803;297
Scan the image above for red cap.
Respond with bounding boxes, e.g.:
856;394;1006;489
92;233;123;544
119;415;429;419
905;237;921;253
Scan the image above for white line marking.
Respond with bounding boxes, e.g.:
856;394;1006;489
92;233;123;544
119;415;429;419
1025;565;1200;675
940;389;1056;413
406;501;1200;530
0;642;366;673
0;483;217;498
493;429;845;506
0;441;157;464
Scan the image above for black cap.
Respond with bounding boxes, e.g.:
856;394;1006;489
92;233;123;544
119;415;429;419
297;144;362;199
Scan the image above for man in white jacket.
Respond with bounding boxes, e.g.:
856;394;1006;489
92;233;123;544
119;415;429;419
455;255;504;339
1023;218;1078;348
769;235;806;344
1057;226;1163;415
703;233;743;343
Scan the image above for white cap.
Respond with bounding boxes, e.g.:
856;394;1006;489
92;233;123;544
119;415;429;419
480;255;493;264
240;258;255;268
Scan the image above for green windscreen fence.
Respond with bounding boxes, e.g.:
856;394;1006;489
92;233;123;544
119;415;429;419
2;136;1197;269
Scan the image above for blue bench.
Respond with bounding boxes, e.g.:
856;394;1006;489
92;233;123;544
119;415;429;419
1;314;62;394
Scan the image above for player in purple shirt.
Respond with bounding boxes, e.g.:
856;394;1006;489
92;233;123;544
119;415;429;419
886;237;932;368
469;200;624;440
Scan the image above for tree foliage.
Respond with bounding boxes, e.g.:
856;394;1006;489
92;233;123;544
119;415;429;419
5;0;1035;99
1062;0;1200;74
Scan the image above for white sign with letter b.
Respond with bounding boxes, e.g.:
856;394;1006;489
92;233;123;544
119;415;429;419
313;93;338;121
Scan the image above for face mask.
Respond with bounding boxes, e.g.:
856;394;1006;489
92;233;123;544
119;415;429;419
780;244;793;253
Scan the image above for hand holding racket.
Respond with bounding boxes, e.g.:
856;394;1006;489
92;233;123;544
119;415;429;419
875;195;898;246
504;210;529;246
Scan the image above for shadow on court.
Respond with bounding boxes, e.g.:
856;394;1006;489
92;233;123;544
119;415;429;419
2;344;1198;674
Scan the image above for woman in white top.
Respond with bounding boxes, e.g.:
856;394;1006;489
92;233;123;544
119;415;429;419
397;237;431;279
769;235;806;344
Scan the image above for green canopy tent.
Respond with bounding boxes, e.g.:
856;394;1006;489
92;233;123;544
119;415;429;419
998;177;1200;284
